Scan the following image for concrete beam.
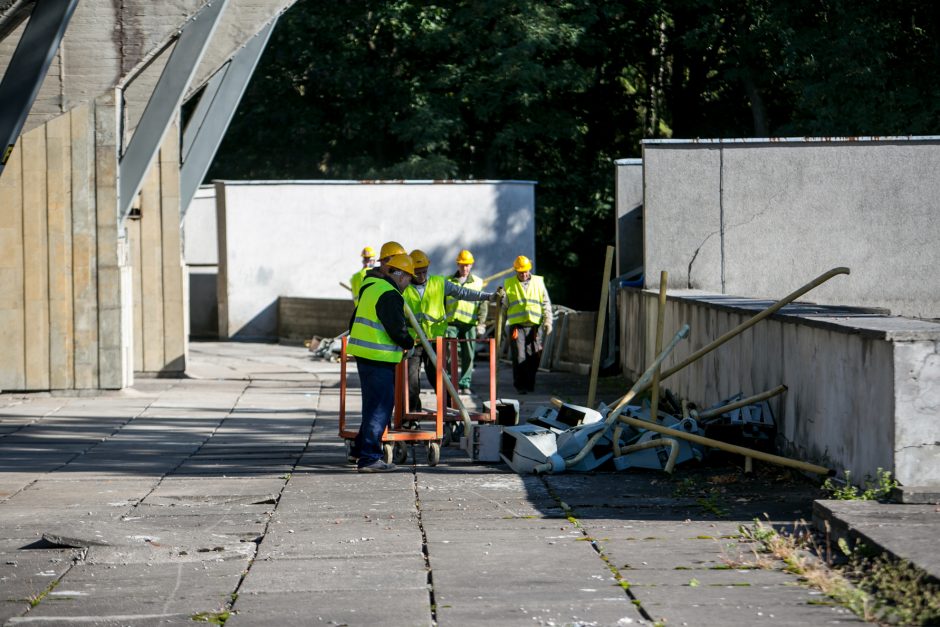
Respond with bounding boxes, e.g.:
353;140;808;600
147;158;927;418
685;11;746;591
118;0;229;223
179;16;276;218
0;0;78;175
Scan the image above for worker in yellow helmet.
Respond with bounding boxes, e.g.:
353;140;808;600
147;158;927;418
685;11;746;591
502;255;552;394
346;253;416;472
353;241;406;305
403;249;502;412
444;249;488;394
350;246;376;307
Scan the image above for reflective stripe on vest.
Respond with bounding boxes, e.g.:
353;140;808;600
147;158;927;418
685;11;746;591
403;275;447;339
445;274;483;324
347;280;403;363
505;275;545;326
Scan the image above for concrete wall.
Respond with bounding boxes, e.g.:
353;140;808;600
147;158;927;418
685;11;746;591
182;186;219;338
0;100;186;390
618;287;940;487
642;138;940;320
215;180;537;340
126;126;186;375
0;97;129;390
614;159;643;277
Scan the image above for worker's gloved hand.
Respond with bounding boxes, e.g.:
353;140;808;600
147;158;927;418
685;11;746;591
490;286;506;303
475;323;487;337
543;319;553;336
404;347;416;360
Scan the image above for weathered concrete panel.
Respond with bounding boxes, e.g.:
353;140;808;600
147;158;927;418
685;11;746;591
70;104;99;390
618;286;940;487
139;161;165;372
46;112;75;390
159;125;186;374
893;340;940;486
21;124;50;390
643;139;940;318
94;91;128;390
215;180;537;340
641;145;722;290
0;134;25;389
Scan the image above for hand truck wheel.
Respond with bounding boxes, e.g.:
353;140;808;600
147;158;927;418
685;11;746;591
442;423;453;447
393;442;409;464
382;443;394;464
427;442;441;467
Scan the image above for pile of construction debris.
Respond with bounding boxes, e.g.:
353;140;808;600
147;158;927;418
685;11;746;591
493;390;778;475
305;334;345;362
463;266;851;479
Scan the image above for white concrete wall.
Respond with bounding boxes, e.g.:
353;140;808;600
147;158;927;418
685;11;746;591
614;159;643;277
183;186;218;266
618;287;940;487
642;138;940;320
215;180;537;340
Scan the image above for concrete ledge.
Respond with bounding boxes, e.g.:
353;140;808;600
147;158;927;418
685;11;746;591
278;296;352;342
813;499;940;584
664;289;940;341
891;486;940;505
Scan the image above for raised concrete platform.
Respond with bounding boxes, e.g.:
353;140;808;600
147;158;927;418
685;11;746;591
619;286;940;490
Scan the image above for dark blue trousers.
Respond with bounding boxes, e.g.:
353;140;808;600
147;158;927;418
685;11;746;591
352;360;396;467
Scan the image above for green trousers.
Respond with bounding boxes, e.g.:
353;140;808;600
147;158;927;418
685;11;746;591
444;322;477;389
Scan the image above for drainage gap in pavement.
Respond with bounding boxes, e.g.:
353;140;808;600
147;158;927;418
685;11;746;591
540;477;656;623
413;472;438;626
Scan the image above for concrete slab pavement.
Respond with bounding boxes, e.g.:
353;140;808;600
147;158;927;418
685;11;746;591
0;340;931;625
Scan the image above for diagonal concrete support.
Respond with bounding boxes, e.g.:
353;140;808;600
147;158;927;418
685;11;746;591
118;0;229;223
179;17;277;220
0;0;79;176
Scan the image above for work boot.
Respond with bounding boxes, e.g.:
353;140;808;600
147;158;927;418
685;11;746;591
357;460;397;473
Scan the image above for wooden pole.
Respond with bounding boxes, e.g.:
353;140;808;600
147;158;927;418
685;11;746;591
649;270;668;422
587;246;615;408
481;267;514;286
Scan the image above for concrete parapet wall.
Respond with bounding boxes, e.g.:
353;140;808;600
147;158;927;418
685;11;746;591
618;286;940;487
642;138;940;319
277;297;354;343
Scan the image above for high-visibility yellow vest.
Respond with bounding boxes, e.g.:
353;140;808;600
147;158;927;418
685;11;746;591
404;275;447;339
350;268;368;306
445;274;484;325
347;280;404;363
505;275;545;326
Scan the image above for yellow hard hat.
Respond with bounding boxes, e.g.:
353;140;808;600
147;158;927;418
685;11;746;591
386;253;415;277
361;246;376;258
409;249;430;269
379;241;406;259
456;249;474;265
513;255;533;272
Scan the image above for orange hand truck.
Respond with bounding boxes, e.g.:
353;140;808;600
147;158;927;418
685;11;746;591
338;335;497;466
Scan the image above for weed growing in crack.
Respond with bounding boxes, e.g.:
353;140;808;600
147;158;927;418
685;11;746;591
822;468;898;501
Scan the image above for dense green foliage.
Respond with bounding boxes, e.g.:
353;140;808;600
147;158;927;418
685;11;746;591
208;0;940;308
